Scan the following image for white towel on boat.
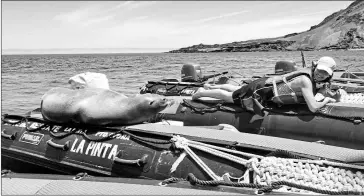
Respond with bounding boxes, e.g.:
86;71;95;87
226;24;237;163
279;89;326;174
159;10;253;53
69;72;110;90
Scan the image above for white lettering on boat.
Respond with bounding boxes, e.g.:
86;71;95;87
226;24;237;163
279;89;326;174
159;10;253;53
94;132;130;140
85;141;95;155
181;89;196;95
22;134;41;141
64;128;73;132
52;126;61;132
19;132;44;145
108;145;118;160
70;139;119;160
91;142;103;157
76;139;85;154
29;122;46;129
102;143;112;158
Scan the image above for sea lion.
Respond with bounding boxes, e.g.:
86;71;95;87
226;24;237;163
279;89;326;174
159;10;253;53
41;87;171;126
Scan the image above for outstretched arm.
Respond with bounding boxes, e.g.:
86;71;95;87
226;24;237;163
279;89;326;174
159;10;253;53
300;77;336;113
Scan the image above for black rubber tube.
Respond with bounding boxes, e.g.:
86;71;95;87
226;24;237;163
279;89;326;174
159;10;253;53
113;153;148;167
47;140;70;151
1;130;17;140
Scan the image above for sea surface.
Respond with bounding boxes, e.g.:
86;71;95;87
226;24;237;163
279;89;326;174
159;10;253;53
2;51;364;115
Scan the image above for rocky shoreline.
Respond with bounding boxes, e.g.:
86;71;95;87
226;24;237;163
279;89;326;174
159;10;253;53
168;40;363;53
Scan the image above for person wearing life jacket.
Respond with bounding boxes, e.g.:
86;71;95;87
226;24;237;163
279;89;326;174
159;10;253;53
192;56;344;114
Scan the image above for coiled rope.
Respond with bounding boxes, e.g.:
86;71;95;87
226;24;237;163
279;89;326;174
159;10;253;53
168;135;364;194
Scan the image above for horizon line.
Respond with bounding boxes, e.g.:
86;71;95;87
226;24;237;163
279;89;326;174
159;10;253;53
2;48;175;55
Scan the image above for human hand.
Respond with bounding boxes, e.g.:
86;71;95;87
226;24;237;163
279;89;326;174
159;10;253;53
324;97;337;103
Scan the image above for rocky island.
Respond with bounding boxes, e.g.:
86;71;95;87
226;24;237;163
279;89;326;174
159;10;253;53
169;0;364;53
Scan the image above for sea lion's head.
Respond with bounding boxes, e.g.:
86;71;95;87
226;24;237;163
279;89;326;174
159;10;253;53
133;94;173;121
141;94;172;111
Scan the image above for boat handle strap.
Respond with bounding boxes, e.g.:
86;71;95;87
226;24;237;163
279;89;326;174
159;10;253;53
47;140;70;151
113;153;149;167
1;130;17;140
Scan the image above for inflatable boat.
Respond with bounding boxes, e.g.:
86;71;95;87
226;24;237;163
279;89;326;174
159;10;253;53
2;60;364;194
2;111;364;195
139;62;364;150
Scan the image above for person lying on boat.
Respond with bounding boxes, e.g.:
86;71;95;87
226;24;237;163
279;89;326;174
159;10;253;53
192;56;346;114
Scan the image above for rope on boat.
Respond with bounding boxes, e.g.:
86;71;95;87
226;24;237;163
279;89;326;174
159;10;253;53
253;157;364;191
82;128;126;142
123;130;173;145
159;177;186;186
187;139;264;159
169;135;364;194
266;149;303;159
171;135;222;181
162;173;363;195
50;127;78;138
80;128;172;150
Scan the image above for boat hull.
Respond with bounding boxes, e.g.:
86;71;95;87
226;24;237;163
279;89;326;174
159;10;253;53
141;78;364;150
155;98;364;150
1;116;246;180
2;114;364;195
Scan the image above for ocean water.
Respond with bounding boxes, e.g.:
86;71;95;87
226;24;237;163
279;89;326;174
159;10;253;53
2;51;363;115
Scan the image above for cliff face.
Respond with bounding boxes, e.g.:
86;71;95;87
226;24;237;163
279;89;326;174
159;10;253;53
285;0;364;50
169;0;364;53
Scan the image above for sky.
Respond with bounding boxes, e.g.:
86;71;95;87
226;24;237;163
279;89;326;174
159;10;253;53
2;1;354;54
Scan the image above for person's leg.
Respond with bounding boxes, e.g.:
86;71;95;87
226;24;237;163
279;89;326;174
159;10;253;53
192;88;234;103
204;83;241;92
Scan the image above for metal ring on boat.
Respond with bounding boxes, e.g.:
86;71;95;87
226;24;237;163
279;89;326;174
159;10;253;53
46;140;70;151
354;119;362;124
113;153;149;167
158;182;168;187
1;169;11;177
1;129;17;140
72;172;89;181
255;189;265;195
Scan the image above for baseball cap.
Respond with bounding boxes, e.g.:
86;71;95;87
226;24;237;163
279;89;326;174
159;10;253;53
316;56;336;75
